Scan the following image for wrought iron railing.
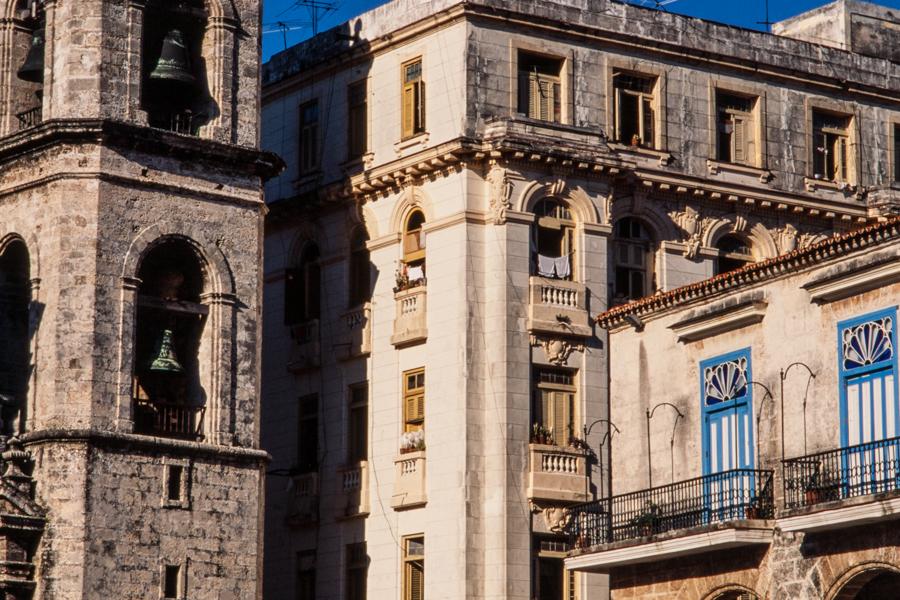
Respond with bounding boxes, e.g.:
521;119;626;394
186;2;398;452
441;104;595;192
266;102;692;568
16;106;42;129
570;468;774;548
783;435;900;510
134;399;205;440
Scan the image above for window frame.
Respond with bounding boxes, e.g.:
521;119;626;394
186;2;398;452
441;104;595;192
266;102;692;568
403;368;425;433
714;234;755;276
347;80;368;160
517;50;564;123
509;40;573;125
299;99;319;175
402;209;426;265
806;100;858;185
533;367;577;447
402;535;425;600
610;69;660;149
285;242;321;326
348;382;368;463
714;90;759;167
532;535;578;600
401;57;425;140
610;217;655;304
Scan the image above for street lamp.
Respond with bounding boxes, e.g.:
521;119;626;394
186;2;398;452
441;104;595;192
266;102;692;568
646;402;684;489
583;419;621;501
780;362;816;461
747;380;775;469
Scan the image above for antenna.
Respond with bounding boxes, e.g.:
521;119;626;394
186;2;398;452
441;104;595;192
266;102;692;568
757;0;774;32
293;0;339;37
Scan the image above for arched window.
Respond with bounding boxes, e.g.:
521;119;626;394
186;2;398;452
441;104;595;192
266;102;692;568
0;240;30;435
12;0;46;130
285;243;321;326
715;235;754;275
400;210;426;289
348;228;370;307
141;0;210;134
611;217;654;304
133;240;207;440
533;198;575;281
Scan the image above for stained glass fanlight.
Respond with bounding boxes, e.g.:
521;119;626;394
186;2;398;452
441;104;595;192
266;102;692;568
704;357;748;406
842;317;894;370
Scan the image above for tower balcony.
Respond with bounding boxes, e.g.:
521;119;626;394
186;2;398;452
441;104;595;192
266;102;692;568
566;469;774;573
16;106;42;130
391;451;426;510
334;304;371;360
528;277;591;337
391;286;427;347
133;399;205;441
527;444;591;504
338;460;370;518
780;435;900;533
286;472;319;527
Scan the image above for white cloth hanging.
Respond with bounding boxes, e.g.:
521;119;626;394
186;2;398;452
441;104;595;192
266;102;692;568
537;254;557;278
554;255;571;279
407;265;425;281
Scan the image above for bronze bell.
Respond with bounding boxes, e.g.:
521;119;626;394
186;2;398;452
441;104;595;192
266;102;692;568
16;20;44;83
145;328;185;374
148;29;196;87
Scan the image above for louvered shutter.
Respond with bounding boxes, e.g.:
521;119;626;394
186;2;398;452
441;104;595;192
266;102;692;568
732;116;746;163
402;83;415;138
614;87;622;140
838;137;848;181
409;561;424;600
642;96;654;147
552;392;566;445
416;80;425;133
529;73;540;119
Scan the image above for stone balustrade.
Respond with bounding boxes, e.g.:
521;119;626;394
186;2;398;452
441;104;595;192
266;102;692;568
391;451;427;509
286;472;319;526
527;443;591;504
338;460;370;518
528;277;592;337
391;286;427;347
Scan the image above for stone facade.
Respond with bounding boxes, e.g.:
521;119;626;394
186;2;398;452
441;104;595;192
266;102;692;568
260;0;900;599
0;0;280;598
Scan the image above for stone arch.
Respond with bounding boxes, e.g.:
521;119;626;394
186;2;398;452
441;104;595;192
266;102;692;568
826;562;900;600
388;186;434;236
516;178;600;225
287;222;322;267
122;223;234;296
704;218;778;261
609;207;673;244
204;0;238;22
0;232;38;282
701;584;760;600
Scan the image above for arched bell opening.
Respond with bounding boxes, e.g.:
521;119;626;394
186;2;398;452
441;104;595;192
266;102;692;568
0;239;30;437
133;239;208;440
141;0;212;135
10;0;45;130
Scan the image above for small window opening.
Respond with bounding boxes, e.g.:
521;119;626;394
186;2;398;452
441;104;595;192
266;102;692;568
812;110;852;182
398;210;426;290
518;52;563;123
348;229;371;307
533;199;575;280
716;92;756;165
15;0;45;129
0;240;30;436
285;243;321;329
142;0;209;134
403;369;425;434
611;218;654;304
715;235;754;275
348;384;368;463
402;536;424;600
166;465;183;501
613;71;656;148
163;565;181;599
133;240;207;440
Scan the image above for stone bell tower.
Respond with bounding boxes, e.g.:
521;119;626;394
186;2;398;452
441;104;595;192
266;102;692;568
0;0;281;598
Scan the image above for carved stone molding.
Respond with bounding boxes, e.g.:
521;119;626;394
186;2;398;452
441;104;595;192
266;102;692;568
529;501;572;534
486;163;513;225
530;334;585;366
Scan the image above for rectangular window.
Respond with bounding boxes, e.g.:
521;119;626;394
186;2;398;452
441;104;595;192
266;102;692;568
613;72;656;148
163;565;181;599
401;58;425;139
518;52;563;123
716;92;756;165
812;110;852;182
402;536;424;600
533;368;576;447
299;100;319;175
166;465;183;501
349;383;368;462
296;551;316;600
297;394;318;473
348;81;367;160
532;536;577;600
345;542;367;600
403;369;425;433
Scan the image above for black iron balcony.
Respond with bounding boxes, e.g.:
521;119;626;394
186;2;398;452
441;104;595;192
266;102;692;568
134;399;205;440
570;468;774;549
783;435;900;510
16;106;42;130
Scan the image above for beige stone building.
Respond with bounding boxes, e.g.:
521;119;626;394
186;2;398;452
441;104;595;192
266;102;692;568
0;0;279;598
259;0;900;598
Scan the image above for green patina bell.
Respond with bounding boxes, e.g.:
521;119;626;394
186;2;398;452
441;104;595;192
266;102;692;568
146;328;184;374
148;29;196;86
17;21;45;83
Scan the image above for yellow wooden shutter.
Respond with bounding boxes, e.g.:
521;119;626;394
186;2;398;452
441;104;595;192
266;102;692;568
614;87;622;140
402;82;415;138
838;137;848;181
529;73;539;119
552;391;567;445
416;80;425;133
409;562;424;600
732;116;746;163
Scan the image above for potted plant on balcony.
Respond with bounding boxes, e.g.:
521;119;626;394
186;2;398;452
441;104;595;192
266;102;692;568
745;495;767;520
530;423;554;446
399;430;425;454
804;466;839;505
630;500;661;537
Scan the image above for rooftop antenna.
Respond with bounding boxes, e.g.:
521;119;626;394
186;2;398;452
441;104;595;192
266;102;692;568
294;0;339;36
757;0;774;32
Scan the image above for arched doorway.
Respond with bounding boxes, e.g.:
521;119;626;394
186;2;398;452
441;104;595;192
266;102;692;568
705;586;758;600
832;567;900;600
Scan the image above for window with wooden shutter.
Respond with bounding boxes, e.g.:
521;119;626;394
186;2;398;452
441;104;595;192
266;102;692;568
517;52;563;123
299;100;319;175
812;110;852;182
533;369;576;446
348;384;368;462
404;368;425;432
347;81;367;160
715;92;756;166
613;71;656;148
403;536;424;600
401;59;424;139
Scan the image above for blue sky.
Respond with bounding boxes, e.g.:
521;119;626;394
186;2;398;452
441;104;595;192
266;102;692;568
262;0;900;60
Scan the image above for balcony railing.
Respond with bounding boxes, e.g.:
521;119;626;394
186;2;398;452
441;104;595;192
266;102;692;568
134;399;205;440
570;469;774;548
527;444;590;504
338;460;370;517
783;435;900;510
335;304;372;360
528;276;591;336
391;286;427;347
16;106;42;130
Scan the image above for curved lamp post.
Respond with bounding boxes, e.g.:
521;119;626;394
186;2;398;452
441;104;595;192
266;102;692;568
780;362;816;461
747;380;775;469
583;419;621;501
646;403;684;489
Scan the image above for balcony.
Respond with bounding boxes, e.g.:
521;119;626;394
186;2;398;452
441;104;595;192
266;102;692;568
334;304;372;361
527;444;591;504
780;435;900;533
287;319;320;372
338;461;370;518
16;106;42;130
566;469;774;572
133;399;204;441
286;472;319;526
528;277;591;337
391;451;426;510
391;286;427;347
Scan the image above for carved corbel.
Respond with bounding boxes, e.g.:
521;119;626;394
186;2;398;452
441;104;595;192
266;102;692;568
530;334;585;366
486;163;513;225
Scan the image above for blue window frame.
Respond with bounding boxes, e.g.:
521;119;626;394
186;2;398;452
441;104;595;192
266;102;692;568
700;348;755;475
